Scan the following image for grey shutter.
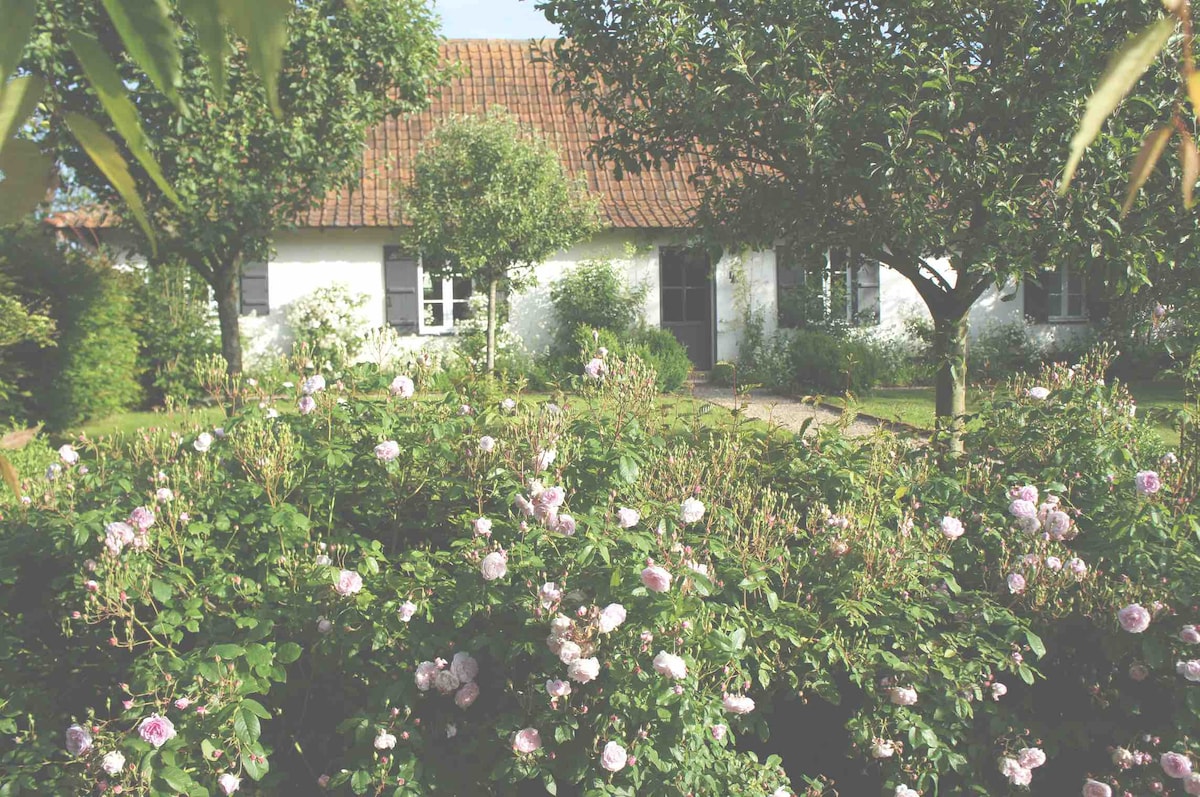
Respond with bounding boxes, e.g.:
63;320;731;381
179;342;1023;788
776;246;800;328
1024;274;1050;323
384;246;420;333
240;262;269;316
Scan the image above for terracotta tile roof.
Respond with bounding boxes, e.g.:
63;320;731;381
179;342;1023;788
48;40;702;230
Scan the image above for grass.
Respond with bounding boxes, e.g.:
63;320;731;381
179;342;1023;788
831;381;1186;447
64;406;228;441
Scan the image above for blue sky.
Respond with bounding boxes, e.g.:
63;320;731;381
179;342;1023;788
435;0;562;39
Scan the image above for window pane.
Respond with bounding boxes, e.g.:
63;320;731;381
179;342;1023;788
685;287;710;322
1048;288;1063;317
662;255;684;288
453;278;472;300
1067;293;1084;319
422;271;442;300
662;288;685;322
452;300;471;322
424;302;444;327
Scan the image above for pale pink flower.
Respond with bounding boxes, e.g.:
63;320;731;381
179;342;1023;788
480;551;508;581
1018;747;1046;769
940;516;964;540
1112;747;1136;768
535;449;557;471
1027;386;1050;400
298;395;317;415
1045;556;1062;571
1118;604;1151;633
514;494;534;516
473;517;493;537
104;521;135;555
597;603;626;633
991;682;1007;700
59;444;79;465
584;358;606;379
1185;772;1200;796
616;507;639;528
174;697;191;710
129;506;155;531
870;739;895;758
554;513;577;536
398;601;418;622
558;640;583;664
455;681;480;708
567;657;600;683
1163;752;1194;779
374;731;397;750
318;774;331;788
1009;499;1037;520
513;728;542;754
65;724;92;756
502;398;516;411
415;661;438;691
546;679;572;697
680;497;705;524
600;741;627;772
1082;780;1112;797
1046;511;1073;539
301;375;325;395
479;436;496;453
217;773;241;795
193;432;214;452
887;686;918;706
450;652;479;683
100;751;125;775
1067;557;1087;578
894;787;920;797
389;375;415;398
653;651;687;680
155;487;173;503
374;441;401;462
138;714;177;748
711;724;727;741
434;669;461;694
722;694;755;714
539;582;562;608
1135;470;1162;495
334;570;363;596
641;565;672;593
1006;573;1026;594
1183;625;1200;644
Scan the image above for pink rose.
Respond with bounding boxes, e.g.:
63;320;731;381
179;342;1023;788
334;569;363;596
546;679;572;697
1018;747;1046;769
450;651;479;683
1045;556;1063;570
887;686;918;706
1181;625;1200;644
1185;772;1200;796
138;713;177;748
479;436;496;453
174;697;191;710
473;517;493;537
389;375;415;398
722;694;755;714
298;395;317;415
711;724;727;741
434;669;461;694
1163;752;1194;779
940;516;964;540
65;724;93;756
59;444;79;465
415;661;438;691
567;657;600;683
301;374;325;395
554;514;577;536
616;508;639;528
481;552;508;581
584;357;606;379
374;441;401;462
1009;499;1037;520
539;582;562;608
513;728;542;754
128;507;155;530
680;497;705;524
535;449;557;471
1067;557;1087;578
105;521;135;555
155;487;174;503
600;741;627;772
871;740;895;758
558;640;583;664
597;603;626;634
1015;485;1040;504
653;651;687;680
514;494;534;516
397;601;418;622
1082;778;1112;797
1118;604;1151;633
991;682;1007;700
641;565;672;593
1046;510;1073;539
1006;573;1026;594
455;681;480;708
217;773;241;795
1135;470;1162;495
1027;386;1050;400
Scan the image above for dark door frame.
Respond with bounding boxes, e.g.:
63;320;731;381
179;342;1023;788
658;245;717;370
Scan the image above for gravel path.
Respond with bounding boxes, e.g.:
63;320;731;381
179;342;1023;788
689;384;887;437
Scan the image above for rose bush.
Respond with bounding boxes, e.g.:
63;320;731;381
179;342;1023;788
0;348;1194;796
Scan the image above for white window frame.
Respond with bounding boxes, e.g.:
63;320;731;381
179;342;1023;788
417;259;472;335
1046;263;1087;323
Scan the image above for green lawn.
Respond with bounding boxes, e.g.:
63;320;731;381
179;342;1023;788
64;406;228;441
833;381;1187;447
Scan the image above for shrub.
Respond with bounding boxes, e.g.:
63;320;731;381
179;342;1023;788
969;320;1043;384
284;283;370;372
710;361;737;387
549;259;645;352
3;347;1197;797
133;261;220;407
629;326;692;392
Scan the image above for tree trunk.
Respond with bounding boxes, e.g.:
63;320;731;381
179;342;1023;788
213;264;243;377
486;277;498;374
932;311;970;455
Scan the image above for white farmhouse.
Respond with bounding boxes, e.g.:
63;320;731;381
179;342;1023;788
49;40;1091;370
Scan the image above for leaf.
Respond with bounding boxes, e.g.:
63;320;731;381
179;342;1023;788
101;0;183;108
218;0;292;118
233;706;261;743
67;32;180;206
0;76;43;154
276;641;302;664
1061;16;1175;193
0;454;19;500
150;579;172;602
1121;125;1173;217
1024;629;1046;659
179;0;228;103
64;112;156;255
1180;129;1199;208
240;749;269;781
0;138;52;225
0;0;35;83
159;766;193;792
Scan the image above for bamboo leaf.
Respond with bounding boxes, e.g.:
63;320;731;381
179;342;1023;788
0;0;35;83
0;454;19;500
101;0;183;109
67;32;180;206
65;112;157;255
1121;125;1174;217
1182;130;1199;208
179;0;228;103
0;138;51;224
1061;16;1175;193
0;75;43;155
218;0;292;118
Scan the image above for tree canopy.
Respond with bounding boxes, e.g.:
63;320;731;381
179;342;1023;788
404;108;599;372
538;0;1193;447
24;0;442;375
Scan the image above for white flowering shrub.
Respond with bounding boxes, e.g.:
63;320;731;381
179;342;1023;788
284;283;370;371
0;349;1195;797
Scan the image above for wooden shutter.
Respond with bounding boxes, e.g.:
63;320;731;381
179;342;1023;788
240;262;269;316
384;246;420;333
776;245;802;328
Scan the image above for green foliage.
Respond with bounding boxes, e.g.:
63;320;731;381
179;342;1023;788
741;328;884;395
549;258;645;349
710;360;736;387
133;260;219;407
284;283;370;374
629;326;692;392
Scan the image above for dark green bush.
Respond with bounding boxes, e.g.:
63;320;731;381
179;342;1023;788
630;326;691;392
133;261;220;407
0;226;142;427
969;321;1043;384
782;329;883;395
710;360;737;386
549;259;644;352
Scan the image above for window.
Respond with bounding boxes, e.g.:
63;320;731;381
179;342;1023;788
1024;264;1086;323
776;246;880;327
383;247;473;334
240;262;269;316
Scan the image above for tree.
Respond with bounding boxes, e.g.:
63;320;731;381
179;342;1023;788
538;0;1190;450
403;109;599;373
25;0;441;375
